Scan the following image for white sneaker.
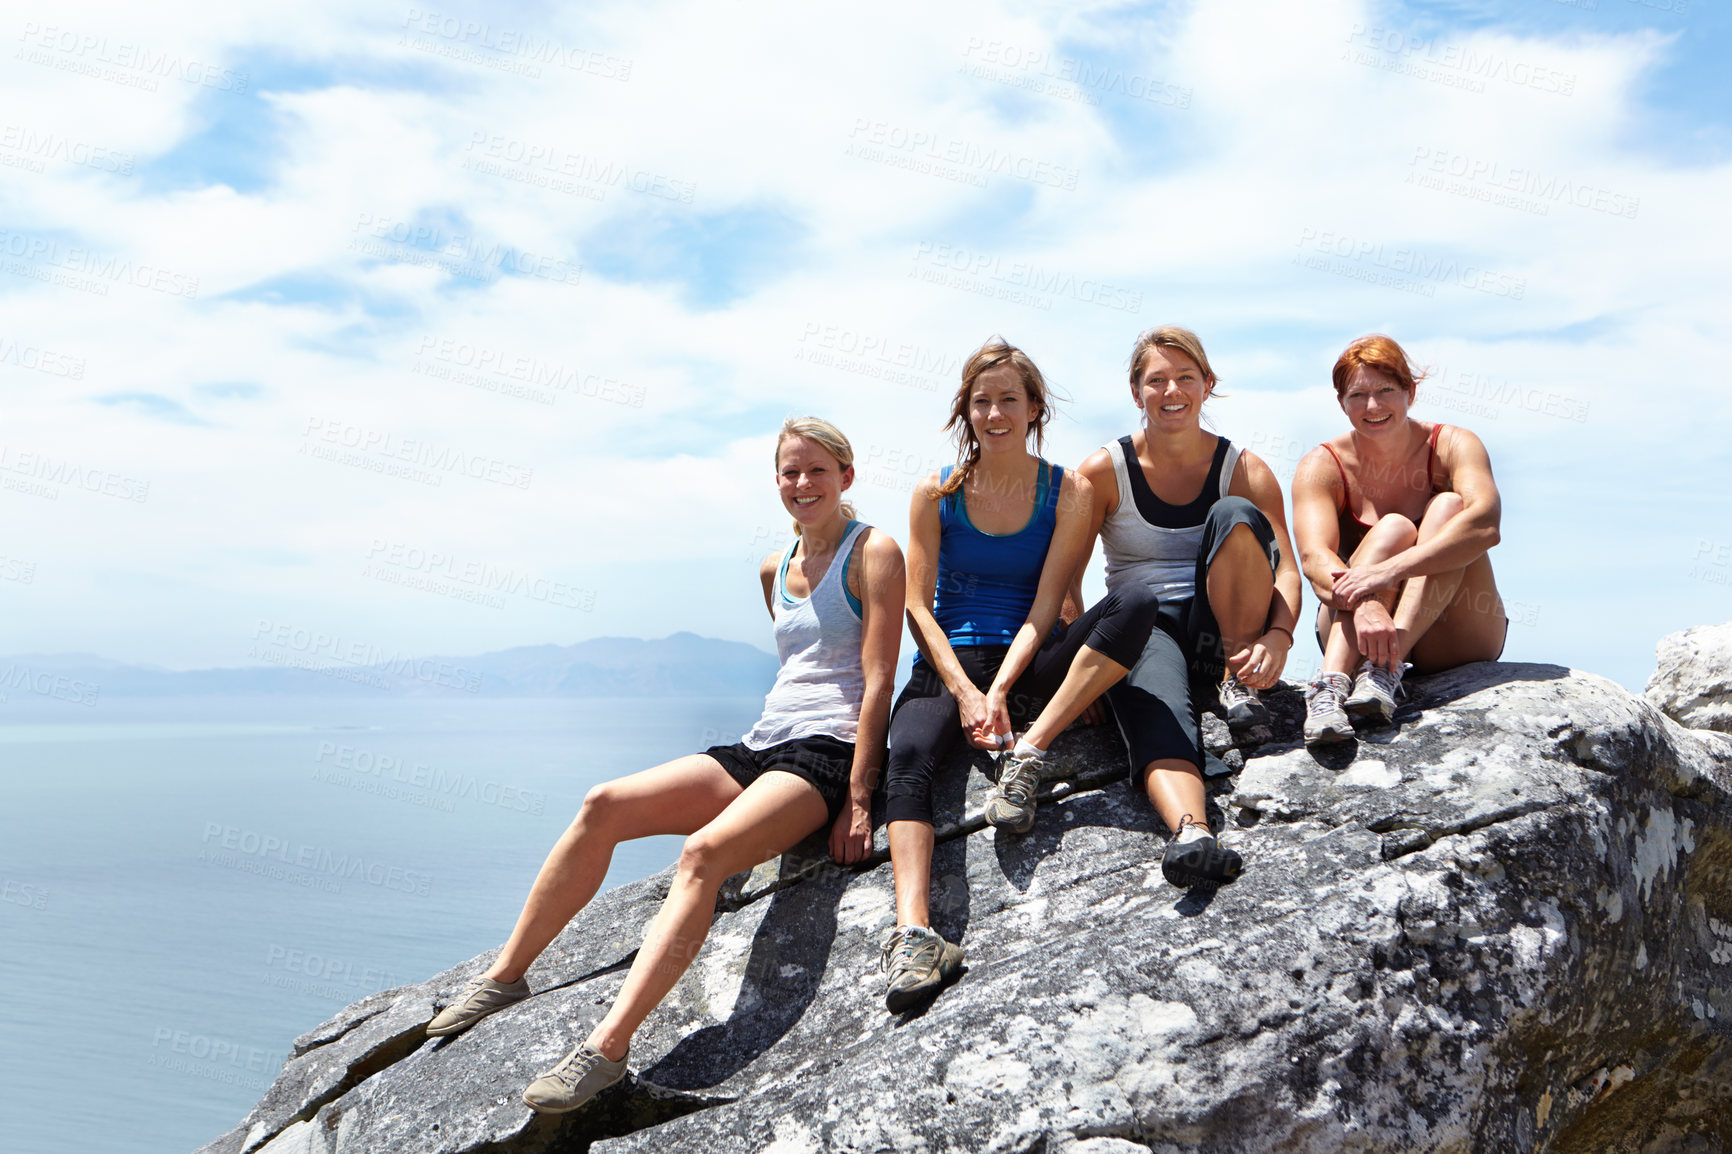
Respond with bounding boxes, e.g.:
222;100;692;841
1303;672;1355;744
1344;660;1408;725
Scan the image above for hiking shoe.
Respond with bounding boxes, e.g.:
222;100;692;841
521;1043;628;1114
1161;819;1243;888
1218;674;1270;737
984;751;1042;834
881;925;965;1013
1303;672;1355;744
1344;660;1409;726
426;975;530;1037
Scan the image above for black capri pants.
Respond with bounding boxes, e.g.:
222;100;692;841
1107;496;1279;786
882;583;1160;826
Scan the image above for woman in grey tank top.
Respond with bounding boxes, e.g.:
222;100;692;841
1076;326;1303;889
420;418;907;1116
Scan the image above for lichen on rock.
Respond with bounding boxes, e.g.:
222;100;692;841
196;643;1732;1154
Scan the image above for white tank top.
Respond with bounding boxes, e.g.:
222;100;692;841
1100;437;1241;603
743;521;868;749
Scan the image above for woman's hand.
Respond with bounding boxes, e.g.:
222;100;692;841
967;686;1014;750
1332;562;1397;608
828;797;872;864
1353;600;1401;672
1227;629;1291;691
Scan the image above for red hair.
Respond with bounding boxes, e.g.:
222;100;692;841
1331;334;1426;397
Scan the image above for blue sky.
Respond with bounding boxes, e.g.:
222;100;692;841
1;0;1728;691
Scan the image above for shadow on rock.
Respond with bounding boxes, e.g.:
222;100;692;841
638;858;847;1093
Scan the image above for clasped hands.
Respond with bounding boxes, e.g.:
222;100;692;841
1332;562;1403;672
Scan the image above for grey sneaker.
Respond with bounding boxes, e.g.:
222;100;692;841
1218;674;1269;737
984;752;1042;833
521;1043;628;1114
1303;672;1355;744
1344;660;1408;725
881;925;965;1013
426;975;530;1037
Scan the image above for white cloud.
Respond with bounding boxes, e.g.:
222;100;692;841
0;0;1726;689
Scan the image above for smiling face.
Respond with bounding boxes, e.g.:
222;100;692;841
1339;365;1414;436
775;434;852;527
1133;346;1211;431
967;362;1039;454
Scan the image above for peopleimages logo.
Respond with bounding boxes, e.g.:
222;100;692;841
199;823;434;896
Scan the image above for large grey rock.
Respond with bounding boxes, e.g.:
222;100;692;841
197;658;1732;1154
1648;622;1732;734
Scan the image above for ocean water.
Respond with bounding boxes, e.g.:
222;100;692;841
0;694;765;1154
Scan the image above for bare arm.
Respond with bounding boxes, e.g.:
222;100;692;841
1330;427;1503;607
1228;450;1303;688
1065;448;1118;617
902;474;993;736
978;469;1097;742
1292;448;1352;610
830;528;904;864
1386;426;1501;579
758;551;780;618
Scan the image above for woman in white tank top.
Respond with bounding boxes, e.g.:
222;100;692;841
420;417;906;1116
1076;326;1302;889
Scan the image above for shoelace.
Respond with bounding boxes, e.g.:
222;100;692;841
549;1046;605;1089
997;757;1039;804
450;977;489;1005
1308;675;1349;713
880;929;929;972
1364;663;1407;699
1218;676;1257;708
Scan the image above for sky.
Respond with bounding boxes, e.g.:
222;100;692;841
1;0;1728;693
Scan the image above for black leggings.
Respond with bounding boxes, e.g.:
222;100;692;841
882;584;1160;826
1107;496;1279;784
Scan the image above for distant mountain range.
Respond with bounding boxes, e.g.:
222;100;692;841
0;633;780;699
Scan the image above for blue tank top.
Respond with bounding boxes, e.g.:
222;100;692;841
927;460;1062;654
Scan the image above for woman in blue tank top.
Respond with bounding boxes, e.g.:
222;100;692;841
878;339;1160;1013
422;418;906;1116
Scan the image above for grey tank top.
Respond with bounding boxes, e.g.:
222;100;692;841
743;521;868;749
1100;436;1242;603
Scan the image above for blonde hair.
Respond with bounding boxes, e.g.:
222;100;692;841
939;338;1053;498
775;416;857;535
1128;325;1219;388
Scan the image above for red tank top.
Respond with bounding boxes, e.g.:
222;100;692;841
1320;423;1445;551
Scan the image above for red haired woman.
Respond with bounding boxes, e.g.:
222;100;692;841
1292;335;1507;744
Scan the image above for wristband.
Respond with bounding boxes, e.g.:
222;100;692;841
1265;625;1294;643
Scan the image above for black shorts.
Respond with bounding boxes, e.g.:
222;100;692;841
705;736;854;824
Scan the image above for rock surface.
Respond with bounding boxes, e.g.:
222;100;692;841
1647;622;1732;735
196;657;1732;1154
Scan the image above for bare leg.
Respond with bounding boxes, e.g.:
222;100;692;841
1205;523;1276;662
585;772;829;1060
1391;494;1505;668
486;755;742;983
888;819;935;927
1320;514;1417;676
1408;553;1506;672
1020;646;1134;750
1143;759;1206;835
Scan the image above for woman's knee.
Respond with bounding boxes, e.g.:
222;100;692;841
577;780;622;832
1111;581;1162;628
676;829;736;885
1371;509;1413;537
1206;495;1258;525
1420;492;1465;531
